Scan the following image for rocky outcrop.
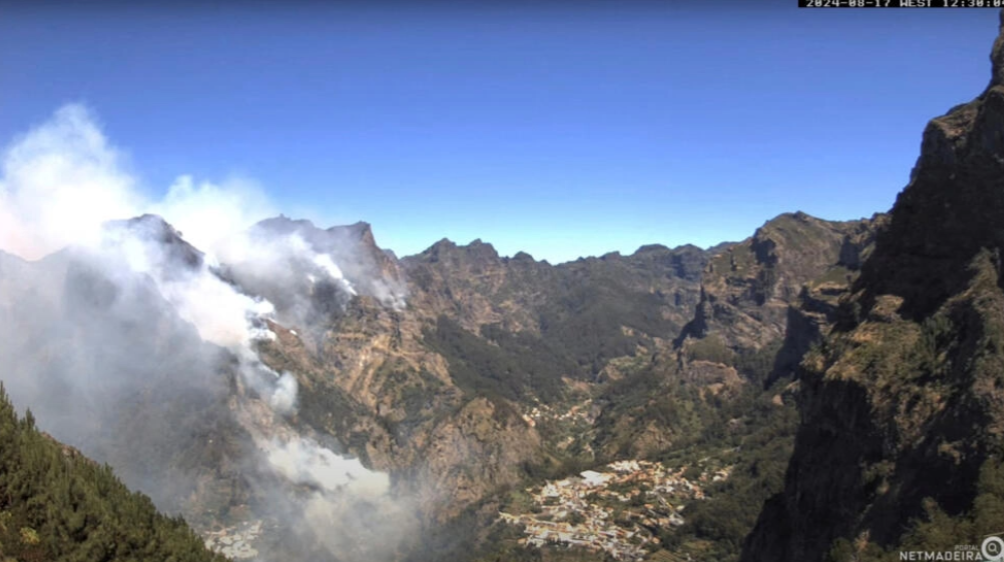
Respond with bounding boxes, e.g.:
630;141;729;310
680;212;880;355
106;214;205;271
742;12;1004;562
417;397;542;522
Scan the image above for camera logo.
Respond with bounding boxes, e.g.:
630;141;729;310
982;535;1004;561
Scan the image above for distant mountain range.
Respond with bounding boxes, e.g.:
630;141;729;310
3;11;1004;562
0;198;880;561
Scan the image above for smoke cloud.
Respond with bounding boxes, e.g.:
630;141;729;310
265;437;390;499
151;174;277;258
0;104;141;260
0;104;414;561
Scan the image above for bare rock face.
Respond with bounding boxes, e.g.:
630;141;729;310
681;212;881;355
418;397;542;522
742;12;1004;562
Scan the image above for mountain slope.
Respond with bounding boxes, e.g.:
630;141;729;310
0;384;224;562
403;239;715;374
0;203;887;562
680;211;881;356
589;213;882;459
742;11;1004;562
0;232;254;522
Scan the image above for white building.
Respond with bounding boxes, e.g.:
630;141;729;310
580;470;612;487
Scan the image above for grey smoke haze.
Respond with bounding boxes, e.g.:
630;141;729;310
0;104;416;561
217;217;408;321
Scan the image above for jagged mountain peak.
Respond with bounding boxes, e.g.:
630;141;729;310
508;250;536;263
633;243;670;254
757;210;837;232
680;211;882;352
327;220;375;246
632;242;707;258
250;215;389;259
256;213;318;230
420;237;458;256
221;214;407;318
254;216;375;243
858;11;1004;320
106;213;185;242
417;237;501;264
103;213;205;270
990;8;1004;88
416;236;713;268
465;239;500;258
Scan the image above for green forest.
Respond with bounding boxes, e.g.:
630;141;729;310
0;384;223;562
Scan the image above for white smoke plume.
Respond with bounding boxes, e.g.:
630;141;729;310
214;229;363;331
0;104;413;561
151;174;276;257
266;437;390;499
0;105;142;260
0;104;281;265
312;253;358;296
98;222;277;348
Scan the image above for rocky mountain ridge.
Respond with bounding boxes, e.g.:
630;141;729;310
0;191;895;562
0;183;888;562
741;10;1004;562
0;155;903;562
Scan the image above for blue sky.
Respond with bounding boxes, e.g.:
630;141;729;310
0;2;999;263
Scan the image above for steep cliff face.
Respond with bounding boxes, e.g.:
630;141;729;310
394;218;890;479
0;213;549;558
259;232;756;532
681;212;880;356
767;216;888;386
742;12;1004;562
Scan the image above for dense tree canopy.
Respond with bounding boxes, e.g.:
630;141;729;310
0;383;224;562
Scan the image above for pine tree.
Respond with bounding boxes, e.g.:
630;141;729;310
0;386;225;562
